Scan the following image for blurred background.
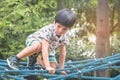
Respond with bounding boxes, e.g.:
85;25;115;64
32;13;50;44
1;0;120;78
0;0;120;72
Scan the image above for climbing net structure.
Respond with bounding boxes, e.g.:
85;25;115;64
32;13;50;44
0;54;120;80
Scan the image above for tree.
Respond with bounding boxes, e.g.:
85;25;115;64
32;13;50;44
0;0;56;59
56;0;65;10
95;0;110;77
109;0;120;34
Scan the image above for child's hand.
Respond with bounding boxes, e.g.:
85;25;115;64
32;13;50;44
61;71;67;75
46;67;55;74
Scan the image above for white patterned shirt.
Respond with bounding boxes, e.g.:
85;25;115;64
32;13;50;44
26;24;69;52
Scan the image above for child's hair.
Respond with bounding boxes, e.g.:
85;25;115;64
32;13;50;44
55;8;77;28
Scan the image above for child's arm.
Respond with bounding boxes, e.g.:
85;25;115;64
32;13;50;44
59;44;67;75
42;39;55;74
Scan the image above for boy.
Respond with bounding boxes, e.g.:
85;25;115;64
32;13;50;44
7;8;77;74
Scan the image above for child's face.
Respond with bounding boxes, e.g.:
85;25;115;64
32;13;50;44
54;22;69;36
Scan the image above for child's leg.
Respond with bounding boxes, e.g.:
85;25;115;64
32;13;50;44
37;57;45;67
27;53;39;67
25;39;42;68
17;42;42;59
49;55;58;70
37;54;58;69
7;39;42;70
37;57;58;70
50;62;58;70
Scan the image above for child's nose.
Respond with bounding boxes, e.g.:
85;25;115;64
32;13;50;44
58;28;63;32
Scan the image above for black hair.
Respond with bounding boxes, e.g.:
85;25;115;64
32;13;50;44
55;8;77;28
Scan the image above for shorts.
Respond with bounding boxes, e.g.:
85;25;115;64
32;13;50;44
26;38;57;62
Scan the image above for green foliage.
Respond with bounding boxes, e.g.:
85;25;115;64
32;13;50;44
64;0;97;33
0;0;120;63
0;0;120;78
66;35;95;61
111;33;120;53
0;0;56;58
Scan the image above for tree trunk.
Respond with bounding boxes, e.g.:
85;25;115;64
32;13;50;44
56;0;65;10
95;0;110;77
117;0;120;32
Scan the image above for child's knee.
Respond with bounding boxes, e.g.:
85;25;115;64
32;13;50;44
33;43;42;53
50;62;58;69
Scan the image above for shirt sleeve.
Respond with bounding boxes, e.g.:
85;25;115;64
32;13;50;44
60;35;69;45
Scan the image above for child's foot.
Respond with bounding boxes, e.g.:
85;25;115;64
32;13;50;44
7;55;20;70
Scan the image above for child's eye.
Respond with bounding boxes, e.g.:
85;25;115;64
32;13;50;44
63;28;68;31
63;28;67;30
57;25;61;28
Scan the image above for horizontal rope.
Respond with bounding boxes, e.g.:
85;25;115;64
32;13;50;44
0;53;120;80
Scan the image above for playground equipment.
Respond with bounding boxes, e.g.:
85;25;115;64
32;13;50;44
0;53;120;80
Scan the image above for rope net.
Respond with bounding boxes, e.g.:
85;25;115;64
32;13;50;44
0;54;120;80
